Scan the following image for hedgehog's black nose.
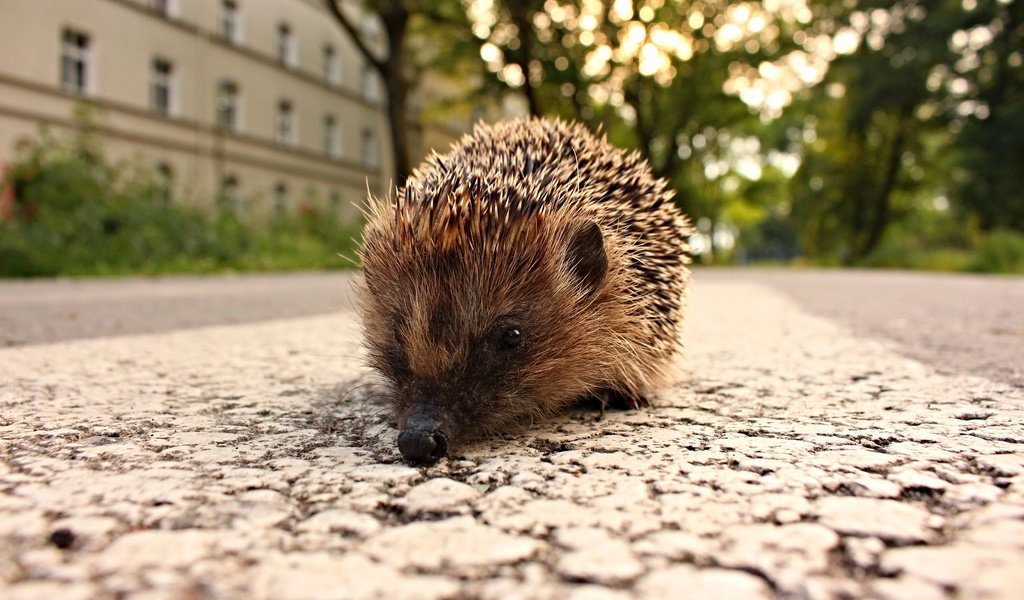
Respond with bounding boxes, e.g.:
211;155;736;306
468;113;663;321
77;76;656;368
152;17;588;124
398;429;449;463
399;404;451;463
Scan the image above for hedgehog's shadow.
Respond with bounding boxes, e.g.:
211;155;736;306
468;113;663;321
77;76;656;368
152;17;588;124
306;378;596;462
308;376;401;460
307;377;709;464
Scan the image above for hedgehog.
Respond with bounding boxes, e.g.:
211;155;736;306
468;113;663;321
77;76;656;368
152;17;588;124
358;118;692;463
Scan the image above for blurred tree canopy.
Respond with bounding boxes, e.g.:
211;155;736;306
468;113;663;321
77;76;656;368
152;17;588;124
418;0;1023;268
788;0;1024;262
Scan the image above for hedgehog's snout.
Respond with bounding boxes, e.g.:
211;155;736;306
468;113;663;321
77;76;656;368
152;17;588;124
398;429;449;463
398;404;451;463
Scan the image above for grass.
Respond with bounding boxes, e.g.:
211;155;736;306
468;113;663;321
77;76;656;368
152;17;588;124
856;228;1024;275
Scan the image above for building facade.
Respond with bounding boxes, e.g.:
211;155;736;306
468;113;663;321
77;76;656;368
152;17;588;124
0;0;452;220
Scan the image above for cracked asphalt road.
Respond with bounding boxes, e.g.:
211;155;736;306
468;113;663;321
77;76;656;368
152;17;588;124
0;272;358;347
1;270;1023;599
710;269;1024;388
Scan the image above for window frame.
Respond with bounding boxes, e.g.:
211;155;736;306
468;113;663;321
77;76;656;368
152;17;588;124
276;99;296;147
361;127;377;168
323;114;340;158
60;28;91;95
323;44;341;86
155;162;174;204
219;0;242;44
219;174;240;211
277;22;297;68
273;181;288;215
216;79;241;133
150;57;175;116
360;62;379;102
150;0;179;18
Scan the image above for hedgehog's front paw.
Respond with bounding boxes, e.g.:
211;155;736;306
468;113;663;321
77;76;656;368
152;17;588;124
593;389;650;412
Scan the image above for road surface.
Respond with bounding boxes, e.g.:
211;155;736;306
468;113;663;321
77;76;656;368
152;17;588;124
2;269;1021;385
706;269;1024;387
0;272;358;347
1;269;1022;599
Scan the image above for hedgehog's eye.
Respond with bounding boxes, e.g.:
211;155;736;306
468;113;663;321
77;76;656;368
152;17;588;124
498;327;522;350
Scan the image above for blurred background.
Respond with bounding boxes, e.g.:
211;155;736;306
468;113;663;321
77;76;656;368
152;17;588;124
1;0;1021;277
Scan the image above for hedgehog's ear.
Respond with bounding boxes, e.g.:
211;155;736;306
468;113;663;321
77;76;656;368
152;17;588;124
566;220;607;294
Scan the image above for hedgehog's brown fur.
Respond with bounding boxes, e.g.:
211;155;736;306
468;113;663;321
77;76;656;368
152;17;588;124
359;118;692;458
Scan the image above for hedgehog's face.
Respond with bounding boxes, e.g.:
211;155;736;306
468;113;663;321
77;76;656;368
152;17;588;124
361;219;611;463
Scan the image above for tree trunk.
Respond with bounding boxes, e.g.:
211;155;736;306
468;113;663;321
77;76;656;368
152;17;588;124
324;0;411;187
861;114;908;258
624;85;654;164
845;131;868;265
707;215;718;263
507;0;542;116
382;6;411;187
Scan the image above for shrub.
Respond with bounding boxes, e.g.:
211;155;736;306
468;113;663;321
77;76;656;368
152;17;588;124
1;113;361;277
970;230;1024;274
859;231;974;272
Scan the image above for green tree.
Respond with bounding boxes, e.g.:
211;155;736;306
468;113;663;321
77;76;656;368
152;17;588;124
442;1;1023;264
949;0;1024;230
454;1;810;257
789;0;1023;262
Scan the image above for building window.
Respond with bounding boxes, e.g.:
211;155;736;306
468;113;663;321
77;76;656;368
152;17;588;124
60;29;90;95
273;182;288;214
361;63;379;102
155;162;173;204
324;115;340;158
151;0;178;18
219;174;239;210
151;58;174;116
277;22;297;68
219;0;241;44
323;44;340;86
276;100;295;147
361;128;377;167
216;80;239;132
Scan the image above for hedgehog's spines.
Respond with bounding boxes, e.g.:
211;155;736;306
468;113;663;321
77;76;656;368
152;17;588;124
369;117;692;388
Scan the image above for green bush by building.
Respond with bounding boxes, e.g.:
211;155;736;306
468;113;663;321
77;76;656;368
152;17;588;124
1;120;361;278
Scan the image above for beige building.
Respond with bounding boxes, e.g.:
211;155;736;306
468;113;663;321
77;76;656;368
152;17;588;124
0;0;466;220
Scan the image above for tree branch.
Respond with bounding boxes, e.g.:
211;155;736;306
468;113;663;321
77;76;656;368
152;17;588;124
507;0;542;116
414;3;466;26
324;0;385;73
625;83;655;165
863;111;908;256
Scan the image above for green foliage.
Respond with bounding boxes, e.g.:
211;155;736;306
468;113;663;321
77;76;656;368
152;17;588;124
787;0;1023;265
741;212;802;263
1;119;361;278
442;1;1022;273
437;0;802;261
970;230;1024;274
949;1;1024;231
812;213;1021;273
856;229;1024;275
859;231;973;272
